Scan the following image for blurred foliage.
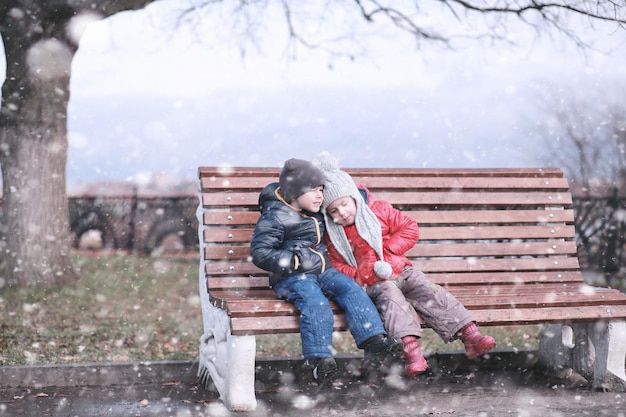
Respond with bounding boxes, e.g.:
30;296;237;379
0;253;540;365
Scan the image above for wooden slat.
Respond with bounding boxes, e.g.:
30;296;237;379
343;167;565;178
429;271;586;286
200;175;571;192
203;257;581;278
203;246;251;260
201;191;572;208
207;276;269;290
203;211;260;226
418;225;576;240
201;241;579;263
201;224;576;244
374;191;572;207
205;261;264;276
203;241;577;261
211;296;343;318
351;176;571;191
407;209;575;225
408;241;578;258
216;290;626;320
447;283;617;297
404;257;580;273
203;192;259;208
470;305;626;325
198;166;565;179
230;315;347;335
457;292;626;309
228;305;626;335
210;283;621;316
205;271;588;291
201;210;576;228
203;229;254;243
200;176;278;191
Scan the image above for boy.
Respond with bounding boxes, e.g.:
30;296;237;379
313;152;496;377
250;158;401;388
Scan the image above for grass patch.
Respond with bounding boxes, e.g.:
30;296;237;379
0;254;201;365
0;253;540;365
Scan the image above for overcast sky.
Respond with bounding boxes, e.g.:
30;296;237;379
2;1;626;190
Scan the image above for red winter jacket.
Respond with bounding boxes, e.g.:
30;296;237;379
325;186;419;286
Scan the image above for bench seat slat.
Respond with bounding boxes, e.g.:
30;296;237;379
230;315;347;335
471;305;626;325
228;305;626;335
211;283;624;316
215;291;626;319
460;293;626;309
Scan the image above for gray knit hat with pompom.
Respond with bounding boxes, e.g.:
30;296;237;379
312;152;393;279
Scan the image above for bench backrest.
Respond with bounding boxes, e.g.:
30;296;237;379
198;167;583;292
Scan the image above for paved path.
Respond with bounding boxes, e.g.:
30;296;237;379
1;352;624;417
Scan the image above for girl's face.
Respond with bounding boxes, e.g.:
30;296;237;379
326;196;357;226
292;185;324;212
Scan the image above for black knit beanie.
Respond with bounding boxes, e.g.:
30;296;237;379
279;158;325;202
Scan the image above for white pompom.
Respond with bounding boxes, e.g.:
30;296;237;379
312;151;340;172
374;260;393;279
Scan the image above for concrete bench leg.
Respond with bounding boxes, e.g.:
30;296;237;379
196;248;257;411
197;303;257;411
538;321;626;391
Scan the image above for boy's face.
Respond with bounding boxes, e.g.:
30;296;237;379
292;185;324;212
326;196;357;226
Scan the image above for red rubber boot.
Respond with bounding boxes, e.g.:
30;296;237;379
402;336;429;377
459;322;496;360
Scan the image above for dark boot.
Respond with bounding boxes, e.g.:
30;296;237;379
361;334;403;374
459;322;496;360
304;356;337;389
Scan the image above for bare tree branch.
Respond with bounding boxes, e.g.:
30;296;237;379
539;92;626;195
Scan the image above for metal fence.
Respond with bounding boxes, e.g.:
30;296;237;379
573;191;626;287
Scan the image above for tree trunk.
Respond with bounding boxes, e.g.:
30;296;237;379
0;116;78;287
0;8;79;287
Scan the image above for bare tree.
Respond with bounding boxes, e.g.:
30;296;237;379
1;0;626;287
538;92;626;194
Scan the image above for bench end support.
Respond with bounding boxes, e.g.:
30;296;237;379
198;304;257;411
538;321;626;392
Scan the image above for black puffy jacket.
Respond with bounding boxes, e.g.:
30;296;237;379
250;182;329;286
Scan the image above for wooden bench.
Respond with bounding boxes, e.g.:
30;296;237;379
196;166;626;411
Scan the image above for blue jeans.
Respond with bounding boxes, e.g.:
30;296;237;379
272;268;386;359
